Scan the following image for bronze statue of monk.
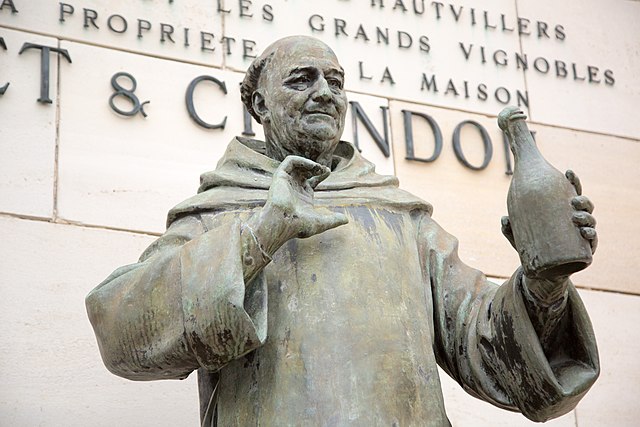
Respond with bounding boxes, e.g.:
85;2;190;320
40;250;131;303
87;36;599;426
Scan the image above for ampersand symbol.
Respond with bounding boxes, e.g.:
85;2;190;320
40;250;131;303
108;72;150;117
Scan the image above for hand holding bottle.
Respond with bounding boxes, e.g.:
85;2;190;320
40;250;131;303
501;170;598;257
498;106;597;281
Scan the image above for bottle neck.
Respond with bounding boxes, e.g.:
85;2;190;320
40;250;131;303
507;120;539;159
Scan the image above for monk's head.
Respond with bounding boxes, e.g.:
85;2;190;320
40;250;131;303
241;36;348;167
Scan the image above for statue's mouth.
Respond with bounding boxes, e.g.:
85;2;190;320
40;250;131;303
305;110;335;118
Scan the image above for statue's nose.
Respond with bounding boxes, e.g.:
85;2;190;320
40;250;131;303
312;76;333;102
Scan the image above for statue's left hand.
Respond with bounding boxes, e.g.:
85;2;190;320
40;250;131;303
501;169;598;255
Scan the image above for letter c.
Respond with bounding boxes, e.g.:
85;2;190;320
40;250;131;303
185;75;228;130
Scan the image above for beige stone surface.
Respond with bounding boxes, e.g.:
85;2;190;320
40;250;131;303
517;0;640;139
0;28;58;218
223;0;528;116
0;215;199;426
56;41;257;234
0;0;223;66
575;289;640;427
342;92;396;176
390;100;640;295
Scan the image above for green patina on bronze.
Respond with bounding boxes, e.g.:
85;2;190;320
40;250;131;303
86;36;599;426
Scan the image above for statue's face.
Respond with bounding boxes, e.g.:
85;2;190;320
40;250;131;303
255;40;348;164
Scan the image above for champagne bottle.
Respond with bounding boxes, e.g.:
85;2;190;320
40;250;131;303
498;106;592;279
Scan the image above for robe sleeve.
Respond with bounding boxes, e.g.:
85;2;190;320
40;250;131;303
419;216;599;422
85;212;268;381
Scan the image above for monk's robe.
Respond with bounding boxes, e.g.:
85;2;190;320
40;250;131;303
86;138;599;426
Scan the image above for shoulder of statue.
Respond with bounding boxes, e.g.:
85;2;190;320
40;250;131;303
166;186;267;228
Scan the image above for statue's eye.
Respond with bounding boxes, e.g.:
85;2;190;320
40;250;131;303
327;78;343;90
287;74;313;90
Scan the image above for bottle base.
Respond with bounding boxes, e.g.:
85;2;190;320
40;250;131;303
527;260;592;280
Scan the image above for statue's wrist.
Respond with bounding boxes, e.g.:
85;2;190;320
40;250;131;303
245;206;292;256
240;218;274;285
241;222;272;261
522;274;569;308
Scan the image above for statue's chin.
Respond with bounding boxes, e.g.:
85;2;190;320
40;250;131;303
267;119;342;162
300;119;342;144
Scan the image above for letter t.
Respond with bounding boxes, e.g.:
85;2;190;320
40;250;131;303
18;42;72;104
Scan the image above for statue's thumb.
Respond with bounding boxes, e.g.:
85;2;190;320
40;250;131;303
501;216;517;249
317;210;348;232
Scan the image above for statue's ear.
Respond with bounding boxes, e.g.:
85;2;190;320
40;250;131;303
252;90;269;123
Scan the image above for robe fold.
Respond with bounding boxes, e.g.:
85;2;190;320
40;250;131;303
86;137;599;426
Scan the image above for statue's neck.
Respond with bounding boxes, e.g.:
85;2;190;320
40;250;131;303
264;136;336;168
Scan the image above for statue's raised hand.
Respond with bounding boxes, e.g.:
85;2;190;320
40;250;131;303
268;155;348;239
246;155;348;256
